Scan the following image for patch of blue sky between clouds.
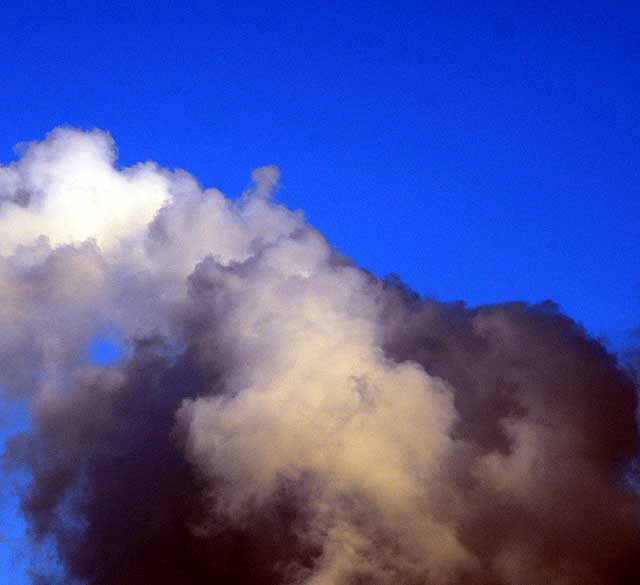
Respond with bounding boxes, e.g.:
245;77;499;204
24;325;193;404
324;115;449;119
87;335;125;366
0;396;31;585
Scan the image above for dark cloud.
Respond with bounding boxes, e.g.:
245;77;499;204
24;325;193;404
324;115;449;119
5;341;318;585
381;287;640;583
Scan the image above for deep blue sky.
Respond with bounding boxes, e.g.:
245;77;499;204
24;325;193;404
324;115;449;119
1;1;639;345
1;1;639;582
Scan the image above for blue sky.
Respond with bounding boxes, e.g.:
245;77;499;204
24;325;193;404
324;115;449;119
1;1;639;583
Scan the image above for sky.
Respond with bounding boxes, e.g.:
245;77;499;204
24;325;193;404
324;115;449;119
0;1;639;583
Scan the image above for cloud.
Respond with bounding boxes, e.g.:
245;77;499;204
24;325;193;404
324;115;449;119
1;128;639;585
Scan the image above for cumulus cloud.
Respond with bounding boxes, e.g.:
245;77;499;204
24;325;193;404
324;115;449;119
1;128;638;585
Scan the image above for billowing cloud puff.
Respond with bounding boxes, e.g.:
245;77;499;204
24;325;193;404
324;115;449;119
1;128;638;585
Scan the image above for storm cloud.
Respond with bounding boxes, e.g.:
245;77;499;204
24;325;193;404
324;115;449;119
1;128;638;585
